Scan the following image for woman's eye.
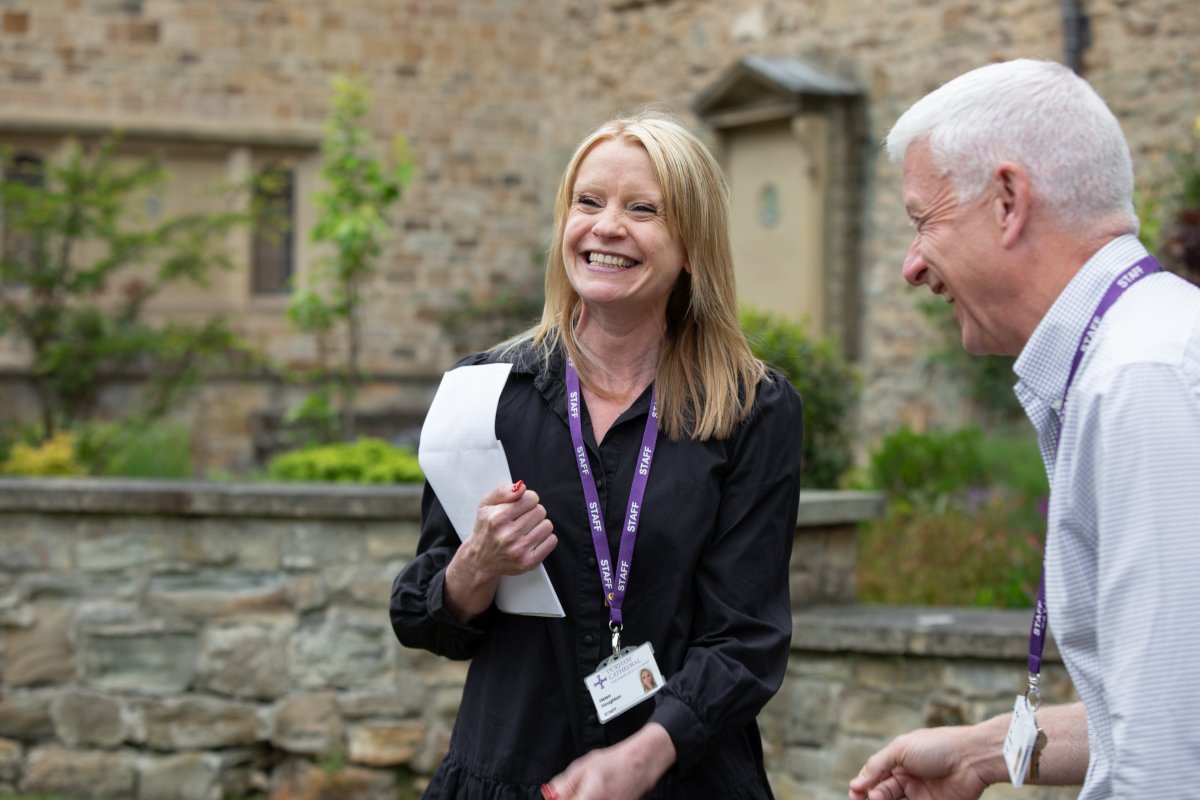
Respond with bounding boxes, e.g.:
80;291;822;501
631;203;658;215
576;195;602;209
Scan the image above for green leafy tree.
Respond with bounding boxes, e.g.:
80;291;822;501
0;137;259;439
289;75;414;440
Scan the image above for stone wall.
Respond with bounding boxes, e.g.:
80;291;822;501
0;478;1081;800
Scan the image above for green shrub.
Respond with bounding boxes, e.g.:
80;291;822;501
267;437;423;484
0;432;86;476
857;490;1043;608
919;296;1024;424
74;420;194;479
740;308;859;489
858;427;1048;608
868;426;988;508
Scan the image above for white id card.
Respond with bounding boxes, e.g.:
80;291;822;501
584;642;664;723
1002;694;1039;787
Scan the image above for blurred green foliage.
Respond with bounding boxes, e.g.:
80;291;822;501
0;432;85;476
266;437;423;484
287;75;413;441
1139;115;1200;286
0;419;195;479
0;137;260;442
857;426;1048;608
741;308;859;489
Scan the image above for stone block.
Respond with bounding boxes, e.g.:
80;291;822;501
285;573;328;613
269;758;398;800
52;690;124;748
17;571;138;603
0;521;70;570
145;570;291;618
347;721;425;766
2;11;30;34
21;745;137;798
285;522;368;571
0;738;21;782
197;620;295;700
138;696;262;750
75;524;170;572
853;655;943;694
287;609;392;689
337;679;424;720
0;689;55;741
78;628;198;695
838;688;924;739
216;748;271;799
942;662;1021;699
776;678;839;747
271;691;343;755
175;519;283;570
366;526;421;561
137;752;221;800
326;561;401;607
1;603;75;686
0;591;33;628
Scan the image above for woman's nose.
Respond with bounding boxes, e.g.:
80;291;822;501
591;208;626;239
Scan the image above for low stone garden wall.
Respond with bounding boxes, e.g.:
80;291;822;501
0;479;1074;800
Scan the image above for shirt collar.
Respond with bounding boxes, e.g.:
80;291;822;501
1013;234;1149;410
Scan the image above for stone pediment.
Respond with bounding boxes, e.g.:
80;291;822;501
693;55;861;128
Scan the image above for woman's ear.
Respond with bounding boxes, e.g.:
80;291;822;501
992;161;1032;248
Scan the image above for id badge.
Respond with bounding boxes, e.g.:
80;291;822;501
584;642;664;723
1002;694;1039;787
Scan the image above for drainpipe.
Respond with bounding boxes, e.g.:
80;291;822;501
1062;0;1092;75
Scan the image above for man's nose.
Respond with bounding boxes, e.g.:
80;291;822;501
902;235;927;287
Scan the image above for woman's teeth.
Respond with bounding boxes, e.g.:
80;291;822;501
588;252;636;269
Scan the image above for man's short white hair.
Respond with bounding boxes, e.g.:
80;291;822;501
885;59;1138;234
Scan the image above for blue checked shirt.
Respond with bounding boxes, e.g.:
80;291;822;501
1014;235;1200;798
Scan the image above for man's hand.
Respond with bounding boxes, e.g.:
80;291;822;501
848;725;995;800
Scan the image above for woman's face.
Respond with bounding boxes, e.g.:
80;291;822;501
640;670;654;689
561;138;689;319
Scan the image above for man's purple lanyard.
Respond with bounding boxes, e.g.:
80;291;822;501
1025;254;1161;707
565;359;659;658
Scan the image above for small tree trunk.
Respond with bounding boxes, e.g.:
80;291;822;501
342;280;361;441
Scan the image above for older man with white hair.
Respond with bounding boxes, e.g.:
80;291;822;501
849;59;1200;800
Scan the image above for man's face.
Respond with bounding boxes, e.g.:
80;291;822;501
901;141;1023;357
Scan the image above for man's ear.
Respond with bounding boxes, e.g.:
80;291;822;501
992;161;1031;248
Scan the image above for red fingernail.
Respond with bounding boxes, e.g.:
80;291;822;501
541;785;558;800
512;480;524;492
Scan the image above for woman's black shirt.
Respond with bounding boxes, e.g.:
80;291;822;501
390;345;804;799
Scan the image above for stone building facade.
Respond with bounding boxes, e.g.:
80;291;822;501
1;0;1198;468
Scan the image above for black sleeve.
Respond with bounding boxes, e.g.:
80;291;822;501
388;351;502;659
648;373;804;772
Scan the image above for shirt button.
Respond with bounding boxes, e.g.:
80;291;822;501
587;556;597;567
583;633;594;645
587;714;597;725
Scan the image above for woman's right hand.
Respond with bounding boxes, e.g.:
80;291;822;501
443;481;557;621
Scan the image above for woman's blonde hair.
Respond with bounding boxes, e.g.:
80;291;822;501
528;112;766;441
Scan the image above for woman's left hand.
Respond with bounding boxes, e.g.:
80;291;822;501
544;723;675;800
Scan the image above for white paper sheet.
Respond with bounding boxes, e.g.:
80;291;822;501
418;363;564;617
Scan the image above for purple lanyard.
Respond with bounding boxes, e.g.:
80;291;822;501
1026;255;1161;695
565;359;659;643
